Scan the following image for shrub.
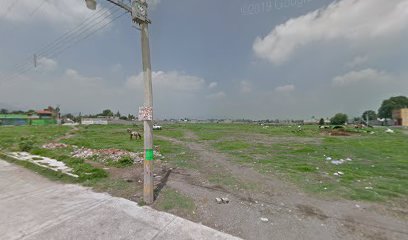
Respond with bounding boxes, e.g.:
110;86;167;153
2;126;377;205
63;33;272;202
18;136;36;152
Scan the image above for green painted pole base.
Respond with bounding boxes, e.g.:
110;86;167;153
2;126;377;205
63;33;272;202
145;149;154;161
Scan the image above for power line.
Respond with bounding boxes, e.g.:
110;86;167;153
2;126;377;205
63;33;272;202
3;10;128;81
28;0;48;17
1;5;113;80
38;6;120;58
2;5;122;81
0;0;22;19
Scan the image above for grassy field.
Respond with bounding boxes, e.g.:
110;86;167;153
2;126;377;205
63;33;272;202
177;123;408;202
1;123;407;204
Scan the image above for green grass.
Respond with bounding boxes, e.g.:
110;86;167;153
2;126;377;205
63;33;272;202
30;147;107;181
155;139;197;169
194;125;408;202
62;125;144;152
0;125;70;151
2;123;406;203
155;188;195;214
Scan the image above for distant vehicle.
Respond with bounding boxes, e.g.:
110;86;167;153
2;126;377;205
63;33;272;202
153;124;162;130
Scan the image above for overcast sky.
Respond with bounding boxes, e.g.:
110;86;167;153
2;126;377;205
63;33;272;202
1;0;407;119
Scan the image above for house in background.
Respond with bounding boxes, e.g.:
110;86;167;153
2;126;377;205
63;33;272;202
392;108;408;126
0;114;32;126
0;107;57;126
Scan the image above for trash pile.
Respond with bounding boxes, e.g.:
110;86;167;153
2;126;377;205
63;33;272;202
71;147;144;163
41;142;162;164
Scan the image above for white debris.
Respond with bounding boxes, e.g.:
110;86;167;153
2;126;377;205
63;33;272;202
215;198;222;204
260;217;269;222
346;157;352;161
364;186;373;190
326;157;332;161
221;198;230;204
337;171;344;175
385;128;395;133
7;152;78;178
331;159;345;165
355;204;360;208
333;172;339;176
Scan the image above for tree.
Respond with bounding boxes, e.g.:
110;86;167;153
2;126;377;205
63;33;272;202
330;113;348;125
101;109;113;117
26;109;36;115
378;96;408;119
115;111;121;118
63;113;74;120
362;110;377;121
319;118;325;126
0;109;8;114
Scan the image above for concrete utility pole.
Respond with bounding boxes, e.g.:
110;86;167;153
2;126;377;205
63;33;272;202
84;0;154;204
140;0;154;204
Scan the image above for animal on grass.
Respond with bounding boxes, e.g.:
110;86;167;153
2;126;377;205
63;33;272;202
127;128;142;140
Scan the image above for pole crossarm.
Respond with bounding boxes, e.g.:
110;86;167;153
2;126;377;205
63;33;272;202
106;0;131;12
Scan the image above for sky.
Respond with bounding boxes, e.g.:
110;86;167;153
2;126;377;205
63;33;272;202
0;0;407;120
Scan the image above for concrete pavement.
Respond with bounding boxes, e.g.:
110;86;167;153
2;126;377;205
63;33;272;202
0;159;241;240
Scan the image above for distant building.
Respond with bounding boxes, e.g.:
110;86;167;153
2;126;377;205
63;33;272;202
81;118;108;125
0;114;31;126
0;107;57;126
392;108;408;126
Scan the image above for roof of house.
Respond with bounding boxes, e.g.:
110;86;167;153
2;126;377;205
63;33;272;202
37;110;53;115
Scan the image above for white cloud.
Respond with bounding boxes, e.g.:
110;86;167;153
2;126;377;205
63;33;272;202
240;80;252;93
0;0;113;29
332;68;391;87
206;91;226;100
208;82;218;89
253;0;408;64
126;70;205;92
346;56;368;69
275;84;295;93
36;57;58;72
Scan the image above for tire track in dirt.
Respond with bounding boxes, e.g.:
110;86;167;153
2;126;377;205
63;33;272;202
156;131;408;240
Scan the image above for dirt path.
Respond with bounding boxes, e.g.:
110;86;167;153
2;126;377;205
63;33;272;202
156;131;408;240
53;126;80;142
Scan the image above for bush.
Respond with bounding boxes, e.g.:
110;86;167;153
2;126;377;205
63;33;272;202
112;155;134;168
330;113;348;125
18;136;36;152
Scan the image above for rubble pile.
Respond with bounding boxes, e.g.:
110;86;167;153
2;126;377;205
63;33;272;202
42;143;69;149
71;147;144;163
41;142;163;164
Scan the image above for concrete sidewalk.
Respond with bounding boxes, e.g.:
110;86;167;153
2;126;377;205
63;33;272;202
0;159;240;240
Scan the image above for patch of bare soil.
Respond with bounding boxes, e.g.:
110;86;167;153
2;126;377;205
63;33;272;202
155;131;408;240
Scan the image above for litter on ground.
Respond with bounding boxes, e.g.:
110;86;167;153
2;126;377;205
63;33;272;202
385;128;395;133
7;152;78;178
260;217;269;222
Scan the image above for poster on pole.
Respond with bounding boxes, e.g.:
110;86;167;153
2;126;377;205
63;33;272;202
138;106;153;121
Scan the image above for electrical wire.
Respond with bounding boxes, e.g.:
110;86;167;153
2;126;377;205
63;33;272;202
2;4;129;82
3;9;128;81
